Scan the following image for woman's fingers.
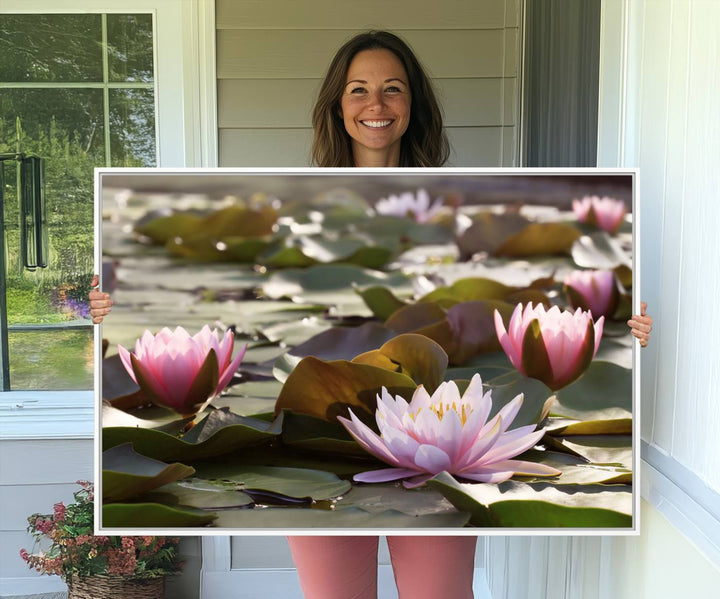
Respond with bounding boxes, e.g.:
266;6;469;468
627;302;652;348
89;273;113;324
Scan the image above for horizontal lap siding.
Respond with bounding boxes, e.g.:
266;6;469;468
0;439;93;580
216;0;521;167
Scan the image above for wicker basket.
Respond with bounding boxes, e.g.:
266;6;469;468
67;575;164;599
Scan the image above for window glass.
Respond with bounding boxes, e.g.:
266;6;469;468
0;14;103;82
107;14;155;83
109;88;156;166
0;13;156;390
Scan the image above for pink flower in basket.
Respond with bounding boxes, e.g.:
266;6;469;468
494;303;604;390
118;325;247;416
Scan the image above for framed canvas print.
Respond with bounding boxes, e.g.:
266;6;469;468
95;168;638;535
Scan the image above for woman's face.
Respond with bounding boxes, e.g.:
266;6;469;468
340;48;411;165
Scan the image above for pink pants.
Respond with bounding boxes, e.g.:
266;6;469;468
287;536;477;599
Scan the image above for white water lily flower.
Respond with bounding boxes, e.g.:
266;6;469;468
338;374;560;487
374;188;444;223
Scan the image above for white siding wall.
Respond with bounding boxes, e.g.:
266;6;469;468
0;440;93;596
216;0;521;167
486;0;720;596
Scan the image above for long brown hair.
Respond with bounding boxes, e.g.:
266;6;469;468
311;31;449;167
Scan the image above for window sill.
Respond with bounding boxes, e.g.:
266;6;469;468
0;391;93;440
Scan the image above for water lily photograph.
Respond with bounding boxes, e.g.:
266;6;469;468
97;169;636;532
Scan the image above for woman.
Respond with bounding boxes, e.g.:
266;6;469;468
90;31;652;599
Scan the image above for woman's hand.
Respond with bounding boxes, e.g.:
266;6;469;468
627;301;652;348
89;274;113;324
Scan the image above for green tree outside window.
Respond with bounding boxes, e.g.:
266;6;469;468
0;13;156;390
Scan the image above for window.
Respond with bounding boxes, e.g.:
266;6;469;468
0;12;156;390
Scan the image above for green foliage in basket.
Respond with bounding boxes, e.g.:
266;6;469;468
20;481;182;583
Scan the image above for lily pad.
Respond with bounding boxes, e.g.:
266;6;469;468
553;361;632;421
149;481;255;509
428;472;632;528
495;222;581;257
518;449;632;485
262;264;412;312
356;286;409;321
273;356;417;424
134;212;204;245
102;408;283;461
208;503;470;529
102;443;195;503
280;321;397;368
456;212;530;259
101;403;192;436
351;334;448;392
414;301;515;365
543;435;632;469
102;502;217;528
279;410;369;457
571;232;632;269
191;464;351;501
483;370;555;429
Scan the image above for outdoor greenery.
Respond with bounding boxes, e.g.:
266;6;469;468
0;13;155;389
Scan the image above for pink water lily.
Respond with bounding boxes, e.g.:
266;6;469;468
118;326;247;416
494;303;604;390
572;195;627;232
564;269;619;318
337;374;560;488
375;188;444;223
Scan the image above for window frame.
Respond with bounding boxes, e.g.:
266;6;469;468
0;0;217;440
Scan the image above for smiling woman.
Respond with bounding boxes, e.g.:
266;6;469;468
311;30;449;168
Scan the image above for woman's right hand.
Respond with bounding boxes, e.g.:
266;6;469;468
89;274;113;324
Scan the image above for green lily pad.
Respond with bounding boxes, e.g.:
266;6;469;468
102;408;282;462
352;334;448;392
420;277;514;304
483;370;555;428
543;435;632;469
338;482;462;516
102;502;217;528
553;361;632;421
428;472;632;528
262;264;412;314
518;449;632;485
134;212;204;245
356;286;409;321
209;505;470;529
149;480;255;509
274;356;417;424
280;410;373;457
101;403;192;435
191;464;351;501
456;212;530;259
495;222;581;257
102;443;195;503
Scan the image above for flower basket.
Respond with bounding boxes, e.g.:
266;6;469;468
68;575;164;599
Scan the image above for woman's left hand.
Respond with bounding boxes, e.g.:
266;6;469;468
627;301;652;348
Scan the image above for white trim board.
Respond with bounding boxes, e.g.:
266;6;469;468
641;446;720;567
0;392;93;440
